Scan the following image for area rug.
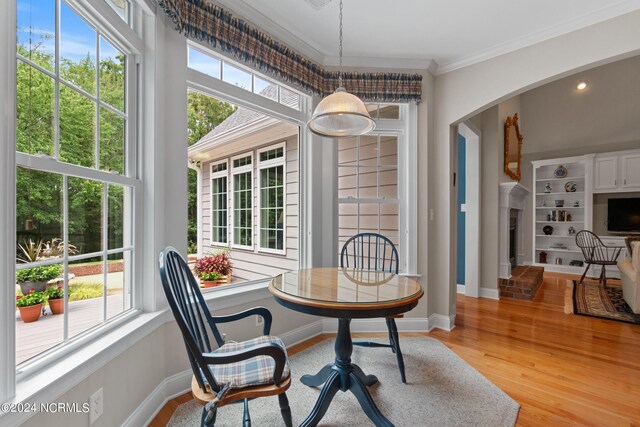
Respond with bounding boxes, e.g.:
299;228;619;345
572;280;640;324
168;337;519;427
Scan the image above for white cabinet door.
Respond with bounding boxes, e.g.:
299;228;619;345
593;156;618;192
621;153;640;190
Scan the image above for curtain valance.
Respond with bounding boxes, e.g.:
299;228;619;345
158;0;422;102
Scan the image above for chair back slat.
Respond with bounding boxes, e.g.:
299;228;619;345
159;247;226;392
340;233;399;273
575;230;616;262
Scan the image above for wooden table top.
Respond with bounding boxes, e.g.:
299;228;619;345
269;267;423;311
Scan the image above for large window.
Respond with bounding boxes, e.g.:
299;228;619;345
338;104;414;272
15;0;139;366
232;154;253;248
258;144;285;252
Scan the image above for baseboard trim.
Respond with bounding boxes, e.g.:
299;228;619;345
321;317;429;333
457;284;465;294
427;314;456;332
123;369;192;427
479;287;500;300
279;320;324;347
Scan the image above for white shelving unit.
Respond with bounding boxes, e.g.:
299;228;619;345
531;156;592;274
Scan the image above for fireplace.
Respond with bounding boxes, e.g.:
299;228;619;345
509;209;518;268
499;183;530;278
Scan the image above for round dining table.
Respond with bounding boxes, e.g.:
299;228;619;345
269;267;424;427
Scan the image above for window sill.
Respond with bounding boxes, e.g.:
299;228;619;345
3;280;272;426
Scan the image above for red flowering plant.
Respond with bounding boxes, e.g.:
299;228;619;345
16;288;47;307
194;249;232;280
47;285;64;300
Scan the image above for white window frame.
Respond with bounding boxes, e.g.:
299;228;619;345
10;0;143;380
230;152;254;250
336;103;417;274
257;142;287;255
209;159;228;246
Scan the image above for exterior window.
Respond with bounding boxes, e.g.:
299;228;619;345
232;154;253;248
258;144;285;252
187;44;303;111
15;0;138;365
210;161;228;245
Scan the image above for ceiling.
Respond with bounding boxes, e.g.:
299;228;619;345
216;0;640;74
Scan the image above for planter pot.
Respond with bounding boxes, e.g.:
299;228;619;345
18;303;43;323
49;298;64;315
219;275;231;285
19;281;48;294
201;280;220;288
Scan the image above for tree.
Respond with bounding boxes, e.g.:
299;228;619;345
187;91;236;252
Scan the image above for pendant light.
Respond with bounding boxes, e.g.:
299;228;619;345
307;0;375;137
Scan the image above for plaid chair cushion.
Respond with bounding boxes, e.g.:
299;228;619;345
207;335;290;389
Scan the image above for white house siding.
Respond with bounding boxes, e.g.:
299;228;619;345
201;135;299;282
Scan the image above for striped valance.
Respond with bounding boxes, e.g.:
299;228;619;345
157;0;422;102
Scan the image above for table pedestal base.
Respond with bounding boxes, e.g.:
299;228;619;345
299;319;394;427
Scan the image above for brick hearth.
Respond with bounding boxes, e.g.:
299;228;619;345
498;266;544;300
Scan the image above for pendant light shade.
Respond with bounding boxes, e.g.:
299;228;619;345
308;87;376;137
307;0;375;138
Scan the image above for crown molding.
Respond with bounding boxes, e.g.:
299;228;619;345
435;0;640;75
323;55;437;73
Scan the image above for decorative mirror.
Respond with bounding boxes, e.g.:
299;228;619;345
504;113;523;181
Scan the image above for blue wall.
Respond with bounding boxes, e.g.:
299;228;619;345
457;135;466;285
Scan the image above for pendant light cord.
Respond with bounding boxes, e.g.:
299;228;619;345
338;0;343;88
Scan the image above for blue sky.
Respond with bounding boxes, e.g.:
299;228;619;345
17;0;121;65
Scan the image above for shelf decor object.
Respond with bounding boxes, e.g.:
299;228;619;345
543;225;554;235
554;165;568;178
504;113;523;181
565;181;577;192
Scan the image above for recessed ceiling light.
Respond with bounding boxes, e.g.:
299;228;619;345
576;81;588;91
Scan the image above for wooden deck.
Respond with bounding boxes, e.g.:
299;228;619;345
16;294;125;365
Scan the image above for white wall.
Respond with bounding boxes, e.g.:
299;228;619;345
429;9;640;317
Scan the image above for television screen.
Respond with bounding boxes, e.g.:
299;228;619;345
608;198;640;232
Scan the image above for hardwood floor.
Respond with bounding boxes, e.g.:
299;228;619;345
150;273;640;426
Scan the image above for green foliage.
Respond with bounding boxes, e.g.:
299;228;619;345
16;289;47;307
200;271;221;281
46;285;64;300
16;39;125;254
68;283;107;302
16;264;63;283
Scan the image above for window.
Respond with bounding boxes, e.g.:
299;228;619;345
210;161;228;245
258;144;286;252
15;0;139;366
337;103;415;273
232;154;253;249
187;44;302;111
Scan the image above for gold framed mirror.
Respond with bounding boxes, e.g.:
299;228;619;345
504;113;523;181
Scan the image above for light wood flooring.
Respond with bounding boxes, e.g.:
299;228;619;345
150;273;640;426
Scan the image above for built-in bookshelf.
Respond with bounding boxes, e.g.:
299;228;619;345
531;156;592;274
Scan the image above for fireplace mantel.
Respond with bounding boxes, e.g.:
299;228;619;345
499;183;530;279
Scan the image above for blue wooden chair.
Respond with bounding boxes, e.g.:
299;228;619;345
340;233;407;383
159;247;292;427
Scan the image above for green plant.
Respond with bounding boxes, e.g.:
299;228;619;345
16;264;63;283
16;289;47;307
46;285;64;300
17;238;78;263
200;271;221;281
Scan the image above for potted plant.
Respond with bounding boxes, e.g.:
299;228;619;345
16;289;47;323
209;250;232;284
194;252;231;288
200;271;222;288
16;264;63;294
46;285;64;315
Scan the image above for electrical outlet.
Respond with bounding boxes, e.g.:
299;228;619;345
256;315;263;327
89;388;103;425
